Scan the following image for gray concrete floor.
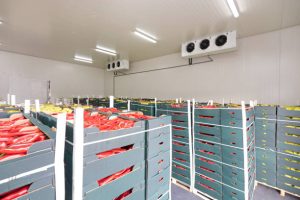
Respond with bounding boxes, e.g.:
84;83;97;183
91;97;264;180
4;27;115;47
171;184;299;200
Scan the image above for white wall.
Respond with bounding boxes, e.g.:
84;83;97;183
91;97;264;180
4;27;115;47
0;51;104;103
105;25;300;105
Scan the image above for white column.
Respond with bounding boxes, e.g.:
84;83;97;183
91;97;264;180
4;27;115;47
72;108;84;200
55;113;67;200
109;96;114;108
24;100;30;114
241;101;249;200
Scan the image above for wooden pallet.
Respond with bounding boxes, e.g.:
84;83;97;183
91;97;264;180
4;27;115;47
255;181;300;198
192;188;216;200
171;178;192;192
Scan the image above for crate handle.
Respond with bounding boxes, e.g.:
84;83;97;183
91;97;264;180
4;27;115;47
199;124;215;128
231;192;237;196
200;166;215;173
173;127;185;131
199;115;214;119
200;174;215;182
175;157;186;163
174;164;186;170
231;132;236;135
199;132;214;137
199;183;215;191
174;150;185;155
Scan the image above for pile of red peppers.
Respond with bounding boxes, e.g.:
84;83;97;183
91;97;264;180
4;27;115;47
0;113;47;162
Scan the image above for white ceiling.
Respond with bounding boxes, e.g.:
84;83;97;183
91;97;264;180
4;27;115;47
0;0;300;68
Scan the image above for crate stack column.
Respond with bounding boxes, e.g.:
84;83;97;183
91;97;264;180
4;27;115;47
145;116;172;200
193;101;256;200
276;106;300;195
156;100;193;190
254;105;277;187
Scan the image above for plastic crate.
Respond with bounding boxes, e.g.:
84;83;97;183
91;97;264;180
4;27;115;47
255;106;277;118
194;155;222;182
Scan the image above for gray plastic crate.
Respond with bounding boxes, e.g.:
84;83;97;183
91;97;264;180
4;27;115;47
277;107;300;122
194;173;222;200
194;139;222;162
146;167;170;198
173;150;190;166
147;150;170;179
194;123;221;143
255;106;277;118
0;167;54;195
195;155;222;182
1;174;55;200
194;108;220;124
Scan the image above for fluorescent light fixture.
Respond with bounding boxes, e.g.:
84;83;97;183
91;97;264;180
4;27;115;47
134;28;157;43
226;0;239;18
95;46;117;56
74;55;93;63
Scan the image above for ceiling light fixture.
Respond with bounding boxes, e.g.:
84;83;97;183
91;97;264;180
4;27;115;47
226;0;239;18
95;46;117;56
0;21;3;25
134;28;157;43
74;55;93;63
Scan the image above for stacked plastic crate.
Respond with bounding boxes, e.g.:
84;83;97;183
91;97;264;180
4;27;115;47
120;113;172;200
276;106;300;195
156;100;193;190
0;112;57;199
193;102;255;200
254;105;277;187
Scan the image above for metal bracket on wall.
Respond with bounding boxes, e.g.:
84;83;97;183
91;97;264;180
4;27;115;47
112;55;214;95
114;55;213;78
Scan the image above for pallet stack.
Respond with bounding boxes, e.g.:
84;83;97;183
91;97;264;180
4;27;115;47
254;105;277;187
193;102;255;200
0;112;58;199
36;108;172;200
276;106;300;196
156;100;193;190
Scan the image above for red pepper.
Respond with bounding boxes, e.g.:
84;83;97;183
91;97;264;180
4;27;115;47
115;189;133;200
0;185;29;200
0;137;13;143
12;133;42;144
97;166;133;186
0;142;7;149
0;144;32;154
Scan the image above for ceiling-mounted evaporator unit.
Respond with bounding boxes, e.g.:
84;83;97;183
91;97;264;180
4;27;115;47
106;59;129;71
181;31;237;58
